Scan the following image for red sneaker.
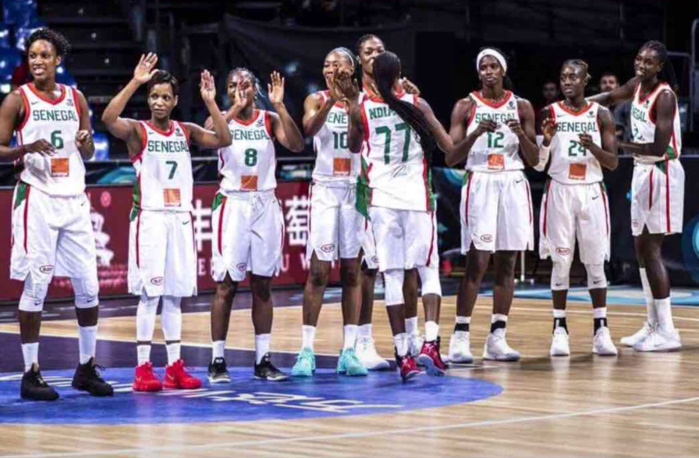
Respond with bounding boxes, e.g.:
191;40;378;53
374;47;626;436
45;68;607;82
164;359;202;389
417;337;447;376
133;362;163;392
395;352;420;382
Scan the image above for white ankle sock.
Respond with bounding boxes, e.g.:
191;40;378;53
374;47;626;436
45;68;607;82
639;268;658;325
255;334;271;364
405;316;418;336
78;325;97;365
212;340;225;361
425;321;439;342
166;343;181;365
302;325;316;351
137;344;151;366
22;342;38;372
343;325;358;350
393;333;408;357
655;297;676;333
358;324;372;339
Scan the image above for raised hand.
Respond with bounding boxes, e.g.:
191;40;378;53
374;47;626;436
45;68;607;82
333;69;359;102
505;118;524;137
268;71;285;106
541;118;557;143
133;53;158;85
24;139;55;156
75;130;93;151
400;77;421;96
200;70;217;105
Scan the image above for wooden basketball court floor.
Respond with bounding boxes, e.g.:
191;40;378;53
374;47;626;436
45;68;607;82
1;288;698;457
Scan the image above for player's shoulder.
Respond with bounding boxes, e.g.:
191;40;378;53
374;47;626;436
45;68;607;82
452;96;475;112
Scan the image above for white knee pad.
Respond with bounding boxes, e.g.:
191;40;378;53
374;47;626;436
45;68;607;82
18;276;49;312
551;261;571;291
586;264;607;289
72;276;99;309
418;266;442;298
384;269;405;307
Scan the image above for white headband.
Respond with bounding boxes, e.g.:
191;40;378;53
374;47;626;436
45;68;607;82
476;49;507;74
331;47;355;67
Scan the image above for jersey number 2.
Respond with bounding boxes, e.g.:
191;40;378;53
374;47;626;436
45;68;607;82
486;131;504;149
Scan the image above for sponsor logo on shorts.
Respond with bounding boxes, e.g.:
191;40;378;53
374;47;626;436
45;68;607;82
592;195;600;200
480;234;493;243
236;263;247;272
39;265;54;274
320;244;336;253
556;247;571;256
150;277;164;286
632;220;639;227
371;256;379;264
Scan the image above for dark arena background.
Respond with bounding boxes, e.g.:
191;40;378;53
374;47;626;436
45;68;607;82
1;1;699;457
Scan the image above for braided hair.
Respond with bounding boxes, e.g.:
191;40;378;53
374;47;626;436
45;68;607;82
639;40;678;92
373;51;436;155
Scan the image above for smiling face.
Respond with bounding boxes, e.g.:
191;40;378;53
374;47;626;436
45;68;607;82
478;56;504;89
323;50;354;89
634;47;663;82
227;71;256;109
357;37;385;77
559;64;587;100
27;39;61;83
148;83;177;121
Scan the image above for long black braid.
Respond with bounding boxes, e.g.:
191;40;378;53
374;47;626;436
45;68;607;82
640;40;679;92
373;52;436;155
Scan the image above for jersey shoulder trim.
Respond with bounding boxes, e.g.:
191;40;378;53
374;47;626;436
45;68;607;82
263;110;274;139
145;120;175;136
70;87;82;119
175;121;191;146
231;109;261;127
470;90;513;109
16;86;31;131
26;82;67;105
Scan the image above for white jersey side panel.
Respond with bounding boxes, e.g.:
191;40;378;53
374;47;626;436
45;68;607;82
17;84;85;196
548;102;604;184
464;90;524;173
630;82;682;164
311;91;358;184
218;110;277;192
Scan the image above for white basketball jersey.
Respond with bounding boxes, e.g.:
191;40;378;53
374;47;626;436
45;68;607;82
311;90;358;184
17;83;85;196
547;101;604;184
132;121;193;212
630;82;682;164
218;110;276;192
359;92;433;212
464;90;524;173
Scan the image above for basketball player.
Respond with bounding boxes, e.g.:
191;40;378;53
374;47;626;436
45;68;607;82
290;47;366;377
337;51;461;380
591;41;684;351
536;60;619;356
0;28;113;401
207;68;304;382
447;48;538;363
101;54;232;391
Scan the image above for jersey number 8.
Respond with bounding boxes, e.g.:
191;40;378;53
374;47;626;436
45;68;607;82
244;148;258;167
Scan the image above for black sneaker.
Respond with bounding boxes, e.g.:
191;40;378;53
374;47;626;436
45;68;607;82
208;357;231;384
72;358;114;397
254;353;288;381
21;366;59;401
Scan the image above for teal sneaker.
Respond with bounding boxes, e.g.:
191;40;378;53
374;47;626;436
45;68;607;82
291;348;315;377
337;348;368;376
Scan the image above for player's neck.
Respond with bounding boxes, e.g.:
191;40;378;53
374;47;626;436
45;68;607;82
563;95;587;110
362;74;377;97
149;117;171;131
236;105;256;120
480;85;506;101
639;76;660;95
32;79;58;94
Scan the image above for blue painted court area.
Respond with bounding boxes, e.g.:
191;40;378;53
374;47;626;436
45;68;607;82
499;286;699;306
0;368;502;425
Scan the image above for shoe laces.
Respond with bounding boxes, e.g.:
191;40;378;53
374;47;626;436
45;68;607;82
88;363;107;380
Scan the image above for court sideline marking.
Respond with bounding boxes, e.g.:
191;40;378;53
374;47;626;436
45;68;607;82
5;395;699;458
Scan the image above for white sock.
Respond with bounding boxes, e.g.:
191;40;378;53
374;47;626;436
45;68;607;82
593;307;607;319
492;314;508;323
22;342;38;372
166;343;181;365
255;334;271;364
358;323;372;339
553;309;566;318
455;316;470;339
425;321;439;342
405;316;418;336
212;340;225;361
655;297;676;333
639;268;657;325
161;296;182;342
343;325;358;350
137;345;151;366
393;333;408;357
78;325;97;365
302;325;316;351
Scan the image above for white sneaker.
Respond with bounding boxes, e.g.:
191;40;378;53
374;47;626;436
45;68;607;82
620;322;653;347
483;329;520;361
550;327;570;357
633;327;682;352
408;333;424;358
448;332;473;364
593;327;618;356
355;336;391;370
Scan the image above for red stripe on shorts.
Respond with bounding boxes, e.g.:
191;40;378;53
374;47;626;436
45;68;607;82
23;184;31;253
135;209;142;267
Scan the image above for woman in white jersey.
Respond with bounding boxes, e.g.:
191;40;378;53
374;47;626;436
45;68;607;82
207;67;304;382
338;51;464;381
0;28;112;401
446;48;538;363
591;41;684;352
536;60;619;357
101;54;232;391
290;47;367;377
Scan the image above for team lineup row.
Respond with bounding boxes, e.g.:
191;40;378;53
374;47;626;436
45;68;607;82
0;29;684;401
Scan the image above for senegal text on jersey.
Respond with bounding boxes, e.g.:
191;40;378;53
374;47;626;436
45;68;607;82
556;121;597;133
230;129;270;141
327;111;347;125
32;109;79;122
146;139;189;153
473;112;515;123
631;105;648;123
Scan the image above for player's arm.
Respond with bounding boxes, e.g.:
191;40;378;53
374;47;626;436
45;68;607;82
302;92;334;137
535;108;554;172
188;70;232;149
507;98;538;167
619;90;675;158
74;89;95;160
589;76;638;107
416;97;453;154
0;90;54;160
445;98;495;167
268;72;304;153
345;97;364;153
580;106;618;170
